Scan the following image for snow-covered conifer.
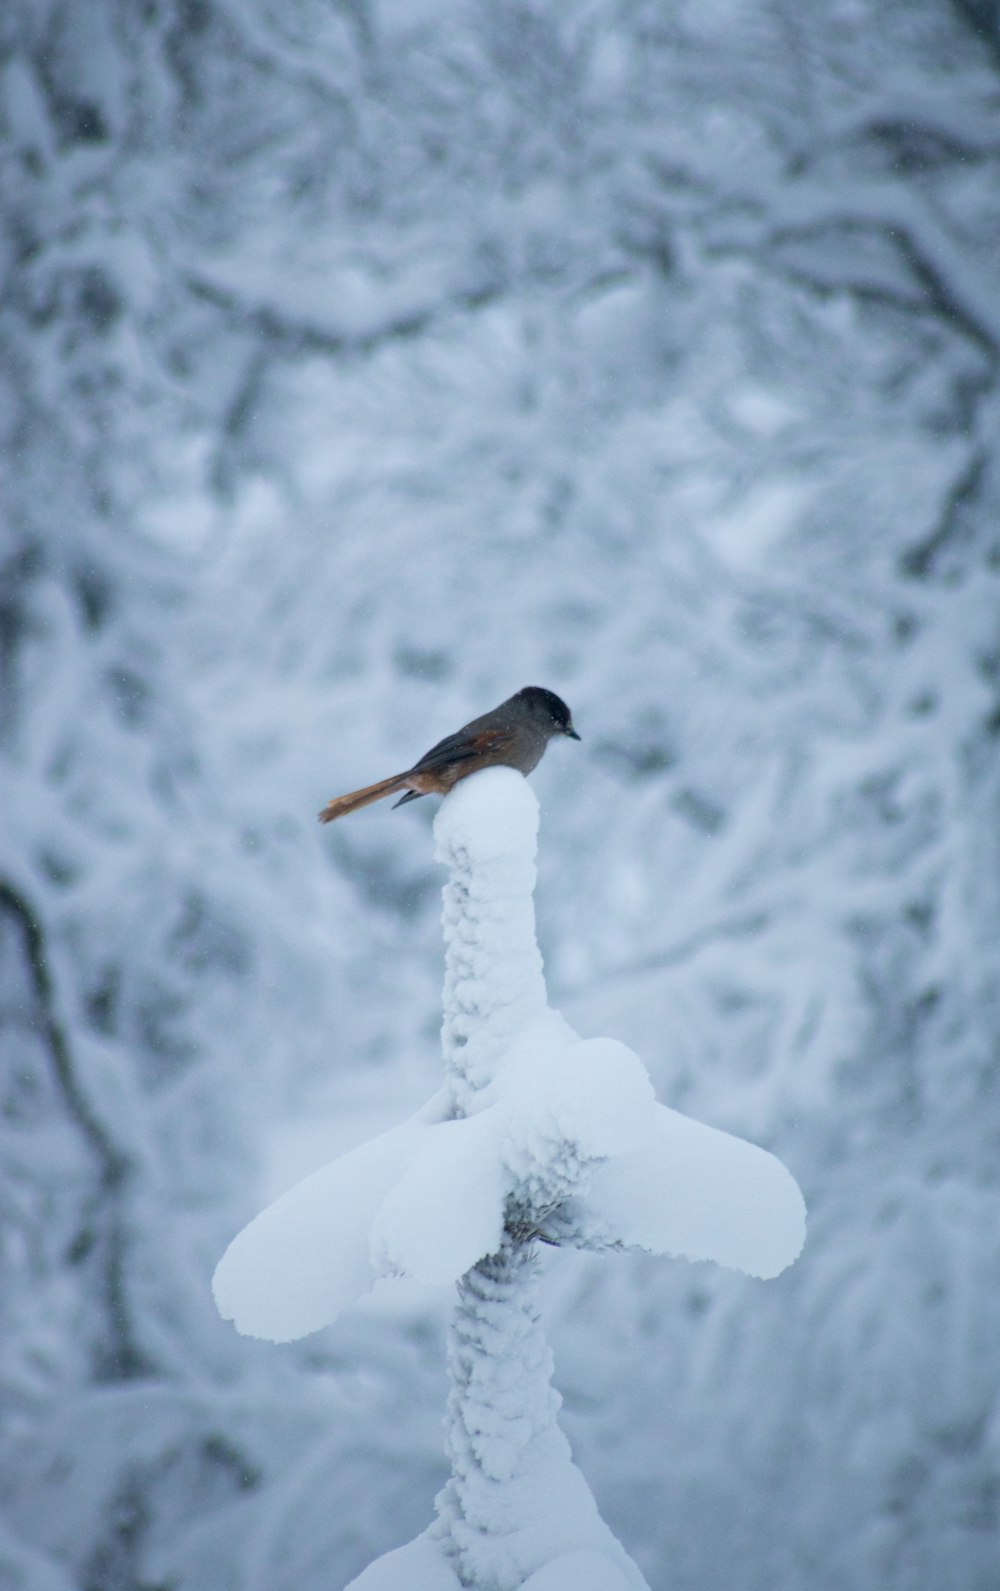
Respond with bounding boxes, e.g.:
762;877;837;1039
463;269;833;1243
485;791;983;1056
215;768;804;1587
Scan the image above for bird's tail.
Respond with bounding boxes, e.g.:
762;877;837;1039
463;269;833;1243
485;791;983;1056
318;772;410;824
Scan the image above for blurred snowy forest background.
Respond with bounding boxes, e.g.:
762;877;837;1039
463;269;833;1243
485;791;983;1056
3;1;1000;1587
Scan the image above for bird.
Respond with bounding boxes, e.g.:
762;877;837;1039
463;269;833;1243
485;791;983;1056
318;686;581;824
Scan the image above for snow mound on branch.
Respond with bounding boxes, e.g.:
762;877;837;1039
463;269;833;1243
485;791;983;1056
214;1014;803;1341
344;1531;461;1590
484;1014;657;1154
342;1468;643;1590
433;762;543;864
521;1550;637;1590
575;1102;806;1279
343;1532;637;1591
212;1092;450;1341
371;1109;507;1286
341;1546;632;1591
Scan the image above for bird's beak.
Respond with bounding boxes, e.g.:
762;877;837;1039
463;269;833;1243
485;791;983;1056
566;726;581;740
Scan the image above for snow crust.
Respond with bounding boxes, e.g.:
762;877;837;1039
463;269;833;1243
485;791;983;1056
214;768;804;1341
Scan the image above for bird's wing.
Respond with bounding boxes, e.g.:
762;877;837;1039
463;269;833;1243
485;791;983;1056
409;723;515;774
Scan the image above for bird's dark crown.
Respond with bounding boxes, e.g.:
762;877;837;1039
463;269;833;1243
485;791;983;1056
516;686;574;730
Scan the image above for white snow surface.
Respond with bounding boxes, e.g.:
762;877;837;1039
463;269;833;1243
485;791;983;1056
212;1092;450;1342
434;766;544;867
577;1103;806;1279
521;1553;636;1591
344;1531;461;1591
214;771;803;1342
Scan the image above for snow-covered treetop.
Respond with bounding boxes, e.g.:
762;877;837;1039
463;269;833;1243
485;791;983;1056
214;769;805;1343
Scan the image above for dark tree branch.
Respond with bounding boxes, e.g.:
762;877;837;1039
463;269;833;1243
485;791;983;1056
899;449;990;580
0;880;151;1379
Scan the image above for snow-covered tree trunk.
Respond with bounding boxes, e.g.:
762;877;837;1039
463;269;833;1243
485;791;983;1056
432;774;647;1587
437;777;548;1114
435;1239;649;1590
437;1244;568;1587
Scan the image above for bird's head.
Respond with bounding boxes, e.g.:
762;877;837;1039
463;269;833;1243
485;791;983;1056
516;686;581;740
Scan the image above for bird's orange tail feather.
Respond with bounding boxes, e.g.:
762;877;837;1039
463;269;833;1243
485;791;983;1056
317;772;409;824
